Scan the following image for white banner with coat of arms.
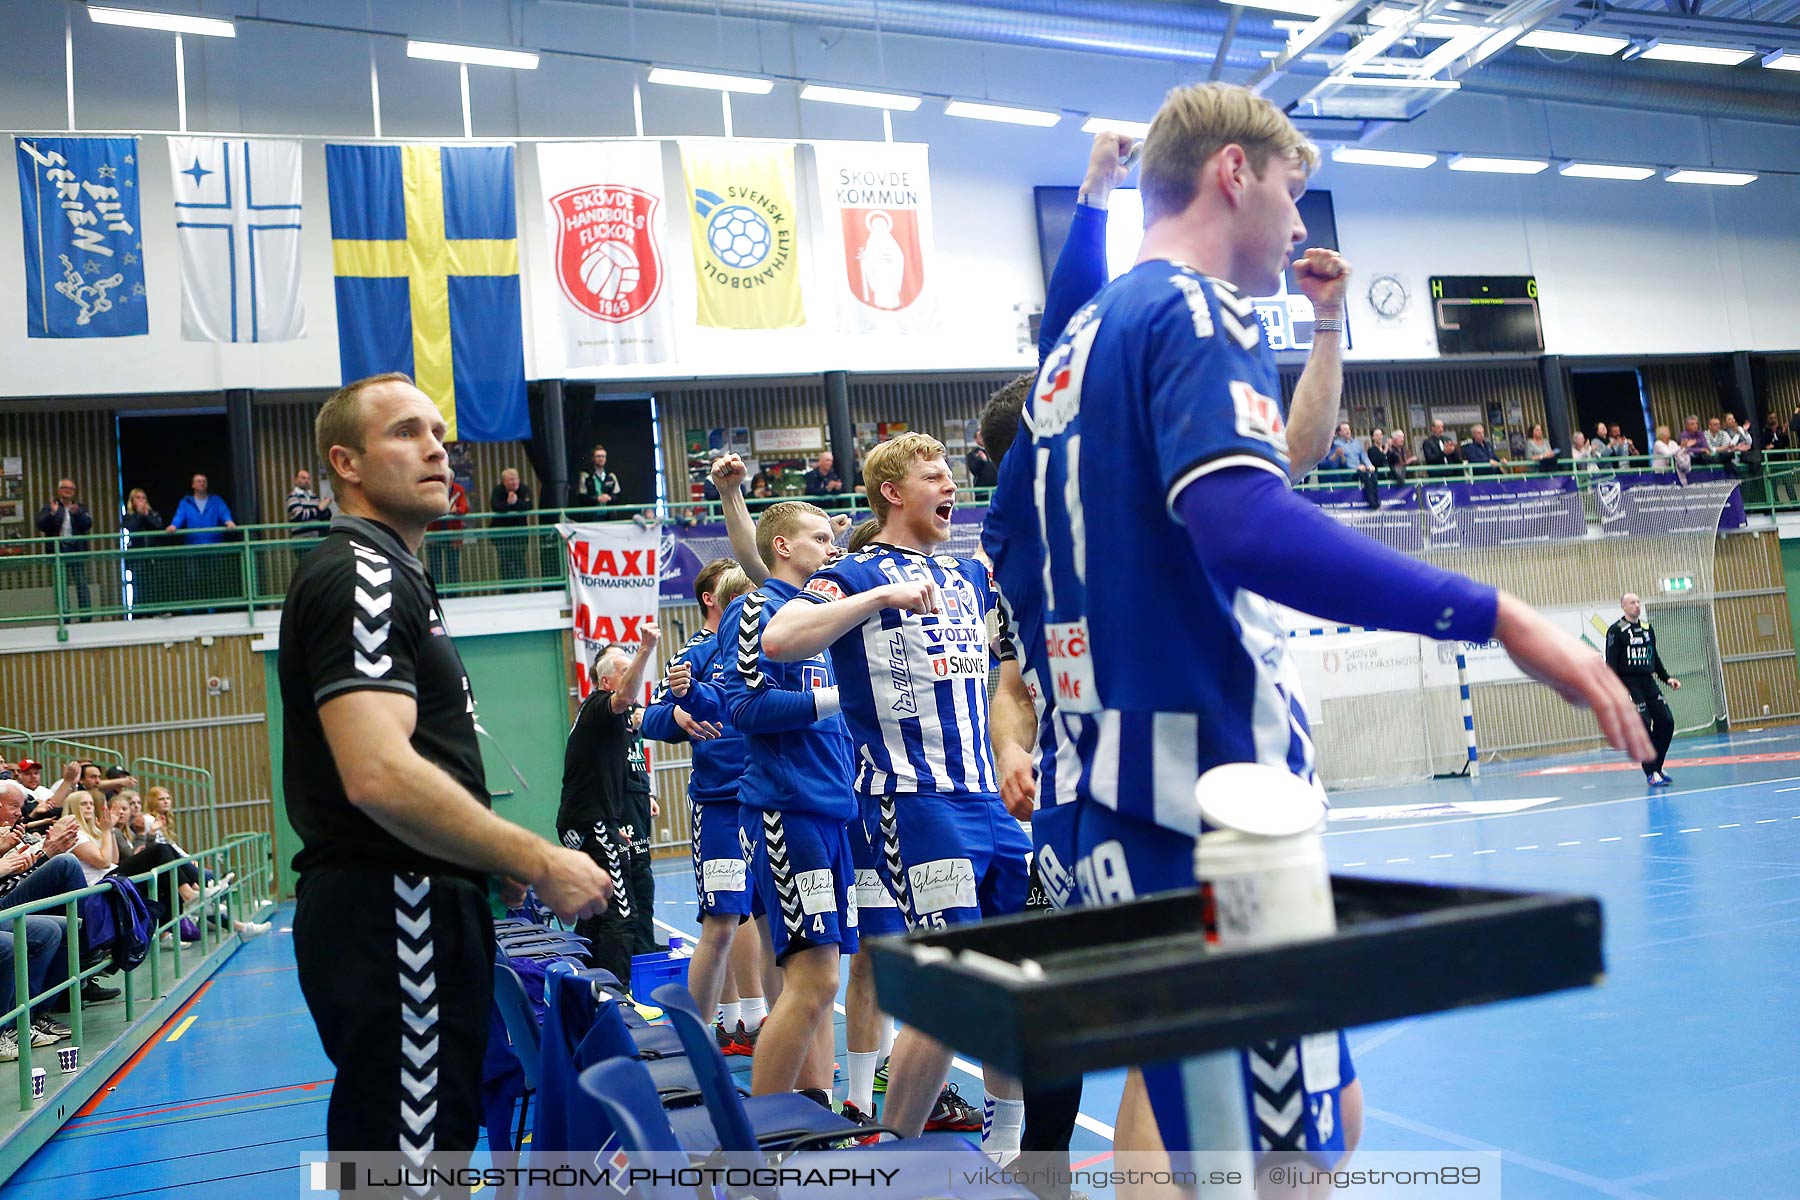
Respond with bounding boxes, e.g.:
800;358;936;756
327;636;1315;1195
559;521;662;700
811;141;935;334
537;141;677;367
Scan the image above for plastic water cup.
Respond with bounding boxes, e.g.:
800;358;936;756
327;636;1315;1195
30;1068;45;1100
668;934;684;955
57;1046;78;1074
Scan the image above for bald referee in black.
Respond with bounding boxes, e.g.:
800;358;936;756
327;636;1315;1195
281;373;613;1167
1606;592;1681;787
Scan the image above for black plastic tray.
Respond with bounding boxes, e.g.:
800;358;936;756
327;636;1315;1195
865;877;1603;1086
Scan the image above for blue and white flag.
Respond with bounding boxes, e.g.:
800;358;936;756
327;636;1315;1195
170;137;305;342
16;136;146;338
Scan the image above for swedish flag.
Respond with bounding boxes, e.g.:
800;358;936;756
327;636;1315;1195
326;144;528;442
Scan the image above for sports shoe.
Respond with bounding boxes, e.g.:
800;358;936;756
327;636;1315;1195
732;1019;759;1055
236;921;272;939
714;1022;753;1056
1649;772;1673;788
872;1056;890;1094
0;1029;16;1062
632;1001;664;1022
839;1101;882;1144
82;980;120;1004
30;1016;68;1045
1658;770;1674;785
924;1083;983;1132
797;1087;833;1110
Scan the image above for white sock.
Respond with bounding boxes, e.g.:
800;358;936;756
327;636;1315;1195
983;1096;1024;1163
718;1000;741;1029
879;1017;896;1059
739;995;767;1028
846;1050;878;1112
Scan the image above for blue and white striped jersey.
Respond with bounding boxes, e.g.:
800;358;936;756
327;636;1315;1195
983;437;1080;815
993;260;1318;837
798;545;999;799
640;628;746;806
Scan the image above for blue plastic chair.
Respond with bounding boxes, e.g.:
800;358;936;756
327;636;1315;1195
650;984;866;1150
580;1059;704;1200
492;963;543;1148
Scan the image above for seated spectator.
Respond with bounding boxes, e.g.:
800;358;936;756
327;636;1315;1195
1722;413;1753;453
1592;421;1611;451
749;470;777;500
13;760;54;811
80;762;134;802
1382;431;1416;484
1369;428;1389;462
0;781;114;1020
109;793;140;858
1676;416;1712;466
1603;425;1636;458
286;468;328;534
1762;411;1789;452
69;791;118;887
1652;425;1685;480
965;433;998;490
165;473;236;544
1324;423;1382;510
1571;431;1594;471
1461;424;1502;472
1704;417;1737;468
1421;419;1461;472
1524;424;1558;471
489;468;534;579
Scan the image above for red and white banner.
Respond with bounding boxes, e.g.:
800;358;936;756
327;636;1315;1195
559;521;661;699
537;140;677;367
811;141;935;334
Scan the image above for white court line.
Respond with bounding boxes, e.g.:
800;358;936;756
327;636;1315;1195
1327;774;1800;837
651;915;1119;1142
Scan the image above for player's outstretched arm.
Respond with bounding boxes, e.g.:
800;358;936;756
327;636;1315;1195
711;455;769;584
321;690;615;922
1284;248;1349;479
607;621;661;714
761;581;938;662
1176;466;1653;762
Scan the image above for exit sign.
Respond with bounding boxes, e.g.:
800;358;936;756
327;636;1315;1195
1661;576;1694;593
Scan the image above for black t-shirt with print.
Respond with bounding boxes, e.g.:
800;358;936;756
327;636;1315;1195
279;515;488;882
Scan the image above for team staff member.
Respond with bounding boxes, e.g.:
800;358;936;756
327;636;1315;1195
622;708;660;955
561;632;661;987
282;373;612;1164
1606;592;1681;786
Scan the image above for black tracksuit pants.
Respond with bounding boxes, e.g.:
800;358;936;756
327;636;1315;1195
565;817;640;990
624;789;658;956
294;867;495;1161
1625;676;1675;775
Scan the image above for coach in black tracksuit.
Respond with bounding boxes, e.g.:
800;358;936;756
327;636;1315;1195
559;633;660;989
282;375;611;1168
1605;592;1681;786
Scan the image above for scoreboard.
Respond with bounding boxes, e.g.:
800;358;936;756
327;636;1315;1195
1430;275;1543;354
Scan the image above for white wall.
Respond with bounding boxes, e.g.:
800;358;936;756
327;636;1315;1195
1;0;1797;400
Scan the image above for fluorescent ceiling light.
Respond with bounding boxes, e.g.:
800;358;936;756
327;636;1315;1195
1516;29;1630;56
944;100;1060;127
1449;154;1550;174
1081;116;1152;139
1221;0;1336;17
86;6;234;37
1330;146;1438;168
1559;162;1656;180
646;67;772;93
1469;24;1524;65
1639;40;1755;65
407;40;539;69
1336;75;1461;88
1763;49;1800;71
1665;168;1756;186
799;84;920;110
1365;9;1472;37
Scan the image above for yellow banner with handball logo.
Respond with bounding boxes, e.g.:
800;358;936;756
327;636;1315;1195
679;141;804;329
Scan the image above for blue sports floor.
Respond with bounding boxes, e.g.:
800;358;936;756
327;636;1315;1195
9;727;1800;1198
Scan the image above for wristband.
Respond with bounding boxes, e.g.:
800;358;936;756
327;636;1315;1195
812;686;842;719
1313;317;1344;333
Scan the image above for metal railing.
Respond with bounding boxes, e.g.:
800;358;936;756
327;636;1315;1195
1;831;274;1108
4;456;1797;635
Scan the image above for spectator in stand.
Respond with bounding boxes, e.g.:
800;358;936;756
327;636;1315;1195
0;783;78;1060
1383;431;1416;484
1461;424;1501;472
1652;425;1684;480
1789;406;1800;446
489;467;534;579
428;478;469;586
1676;416;1711;467
1722;413;1752;452
965;430;998;490
81;762;134;802
287;468;329;534
36;478;94;615
1369;428;1389;463
69;791;119;886
1591;422;1610;451
109;793;139;858
121;488;165;609
1761;411;1789;452
1603;425;1635;459
803;451;847;509
1421;419;1460;473
1703;417;1735;469
749;469;777;502
166;474;236;544
1524;424;1558;472
1324;423;1381;509
575;444;623;517
1571;431;1598;473
13;761;53;811
0;780;113;1019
